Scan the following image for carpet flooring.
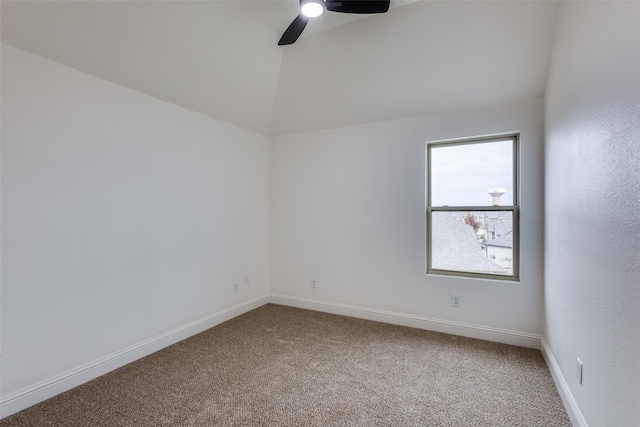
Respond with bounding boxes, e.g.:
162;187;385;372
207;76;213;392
1;304;572;426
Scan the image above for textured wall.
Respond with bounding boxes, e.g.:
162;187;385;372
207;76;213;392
544;2;640;425
1;45;269;400
271;98;544;338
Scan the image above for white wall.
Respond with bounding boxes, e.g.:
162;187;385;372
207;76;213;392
1;45;269;415
543;2;640;426
270;98;544;344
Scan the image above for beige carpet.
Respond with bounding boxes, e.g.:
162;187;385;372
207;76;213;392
1;304;571;426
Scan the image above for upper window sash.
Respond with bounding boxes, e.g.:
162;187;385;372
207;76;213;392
426;134;519;209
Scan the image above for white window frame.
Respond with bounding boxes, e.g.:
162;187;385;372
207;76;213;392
426;133;520;281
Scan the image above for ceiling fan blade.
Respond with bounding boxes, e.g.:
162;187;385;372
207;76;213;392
325;0;390;14
278;14;309;45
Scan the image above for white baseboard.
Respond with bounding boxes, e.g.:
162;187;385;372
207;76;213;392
269;294;541;349
540;337;588;427
0;294;270;419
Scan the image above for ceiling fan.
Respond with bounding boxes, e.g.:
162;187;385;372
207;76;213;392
278;0;391;45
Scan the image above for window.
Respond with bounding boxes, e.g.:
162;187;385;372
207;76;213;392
426;134;519;281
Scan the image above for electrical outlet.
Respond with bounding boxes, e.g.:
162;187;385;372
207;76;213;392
311;278;317;289
233;283;239;294
451;294;461;307
576;358;583;384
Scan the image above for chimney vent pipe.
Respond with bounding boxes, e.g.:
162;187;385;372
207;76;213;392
488;188;506;206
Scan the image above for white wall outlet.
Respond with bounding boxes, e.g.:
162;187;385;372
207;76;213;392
576;358;583;384
233;283;239;294
311;278;317;289
451;294;461;307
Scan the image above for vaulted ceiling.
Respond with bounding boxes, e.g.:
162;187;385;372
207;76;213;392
1;1;559;136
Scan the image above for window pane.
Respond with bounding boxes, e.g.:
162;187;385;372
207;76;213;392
430;211;513;276
430;139;513;206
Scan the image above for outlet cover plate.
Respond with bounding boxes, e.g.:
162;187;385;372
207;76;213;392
451;295;461;307
576;358;583;384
